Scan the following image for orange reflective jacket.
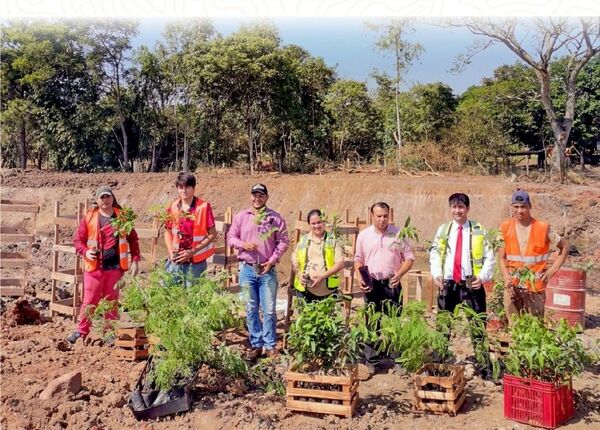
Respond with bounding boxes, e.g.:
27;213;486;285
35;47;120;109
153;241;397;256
500;217;550;292
168;198;215;263
83;208;129;272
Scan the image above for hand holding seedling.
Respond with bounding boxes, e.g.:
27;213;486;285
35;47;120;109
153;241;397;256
469;276;482;289
85;248;99;260
434;276;444;291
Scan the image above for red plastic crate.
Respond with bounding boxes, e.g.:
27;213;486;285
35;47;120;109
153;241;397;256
503;374;574;429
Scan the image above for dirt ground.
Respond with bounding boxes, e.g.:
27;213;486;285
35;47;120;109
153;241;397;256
1;169;600;430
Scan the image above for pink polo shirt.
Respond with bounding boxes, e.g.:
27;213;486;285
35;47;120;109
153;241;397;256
354;225;415;281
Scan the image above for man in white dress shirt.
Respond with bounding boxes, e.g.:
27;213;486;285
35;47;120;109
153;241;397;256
430;193;495;315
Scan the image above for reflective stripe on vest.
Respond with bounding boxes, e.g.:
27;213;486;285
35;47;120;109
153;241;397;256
500;217;550;292
83;207;129;272
438;220;485;278
169;198;215;263
293;232;340;292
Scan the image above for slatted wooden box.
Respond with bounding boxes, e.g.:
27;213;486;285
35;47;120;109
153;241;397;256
284;366;359;418
114;326;149;361
413;364;465;415
488;330;512;358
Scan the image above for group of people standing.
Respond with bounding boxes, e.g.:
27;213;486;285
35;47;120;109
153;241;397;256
66;173;569;372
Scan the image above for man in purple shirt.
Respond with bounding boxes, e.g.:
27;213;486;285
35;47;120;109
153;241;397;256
354;202;415;371
228;183;289;360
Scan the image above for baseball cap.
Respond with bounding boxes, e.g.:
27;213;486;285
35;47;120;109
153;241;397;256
511;190;531;205
95;185;113;199
251;183;268;195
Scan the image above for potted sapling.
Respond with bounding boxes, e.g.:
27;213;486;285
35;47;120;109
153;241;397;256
284;295;374;417
503;314;592;428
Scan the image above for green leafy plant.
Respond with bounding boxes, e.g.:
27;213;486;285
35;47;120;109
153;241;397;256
84;298;118;342
451;304;500;380
254;207;280;240
374;301;450;372
394;216;420;246
505;314;591;384
511;267;537;289
120;270;246;390
285;295;373;373
484;229;505;252
488;281;507;322
111;206;137;237
148;203;194;232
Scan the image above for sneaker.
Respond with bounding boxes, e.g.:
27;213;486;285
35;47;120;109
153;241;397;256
66;330;82;344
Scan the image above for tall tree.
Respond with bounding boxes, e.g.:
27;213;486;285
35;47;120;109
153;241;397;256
87;21;138;171
368;19;423;166
457;18;600;181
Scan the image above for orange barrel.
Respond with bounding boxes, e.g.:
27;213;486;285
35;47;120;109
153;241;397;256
545;268;586;330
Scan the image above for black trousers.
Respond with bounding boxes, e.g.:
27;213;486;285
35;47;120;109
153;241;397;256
438;280;486;314
364;279;402;365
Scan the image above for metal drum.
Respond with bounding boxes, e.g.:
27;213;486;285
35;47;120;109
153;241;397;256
545;268;586;330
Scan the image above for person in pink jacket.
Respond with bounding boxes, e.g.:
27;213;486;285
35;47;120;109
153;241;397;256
66;186;141;344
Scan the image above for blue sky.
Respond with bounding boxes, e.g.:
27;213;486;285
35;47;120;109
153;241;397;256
137;17;519;95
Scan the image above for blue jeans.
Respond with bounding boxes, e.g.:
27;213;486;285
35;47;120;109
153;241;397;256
165;259;207;288
238;262;278;350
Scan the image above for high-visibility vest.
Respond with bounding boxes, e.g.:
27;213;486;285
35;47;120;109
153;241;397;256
293;232;340;292
500;217;550;292
438;220;485;278
83;208;129;272
168;197;215;263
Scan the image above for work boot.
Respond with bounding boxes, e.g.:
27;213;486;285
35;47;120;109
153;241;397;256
66;330;82;344
246;347;263;361
265;348;279;359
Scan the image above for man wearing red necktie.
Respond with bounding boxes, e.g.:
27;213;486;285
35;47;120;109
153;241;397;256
430;193;495;313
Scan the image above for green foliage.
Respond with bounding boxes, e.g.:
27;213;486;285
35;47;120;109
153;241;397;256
286;296;372;373
148;203;193;230
120;269;246;390
484;229;504;252
451;304;499;380
488;281;507;321
84;298;118;342
511;267;537;289
505;314;591;384
111;206;137;237
254;207;280;241
373;301;450;372
395;216;420;244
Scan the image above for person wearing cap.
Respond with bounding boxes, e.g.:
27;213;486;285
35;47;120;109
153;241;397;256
498;190;569;320
291;209;344;303
66;186;141;344
227;183;290;360
164;172;217;285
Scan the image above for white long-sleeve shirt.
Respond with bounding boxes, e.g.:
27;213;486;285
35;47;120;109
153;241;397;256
429;220;495;282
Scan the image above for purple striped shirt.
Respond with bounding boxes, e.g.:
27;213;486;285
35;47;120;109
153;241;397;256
227;208;290;265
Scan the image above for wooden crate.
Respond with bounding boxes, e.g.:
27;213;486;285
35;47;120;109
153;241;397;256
488;331;512;358
413;364;465;415
113;325;149;361
285;366;359;418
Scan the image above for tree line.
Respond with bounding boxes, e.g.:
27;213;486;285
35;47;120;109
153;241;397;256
1;19;598;175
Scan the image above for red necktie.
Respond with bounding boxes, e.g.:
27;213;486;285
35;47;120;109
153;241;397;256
452;225;463;282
